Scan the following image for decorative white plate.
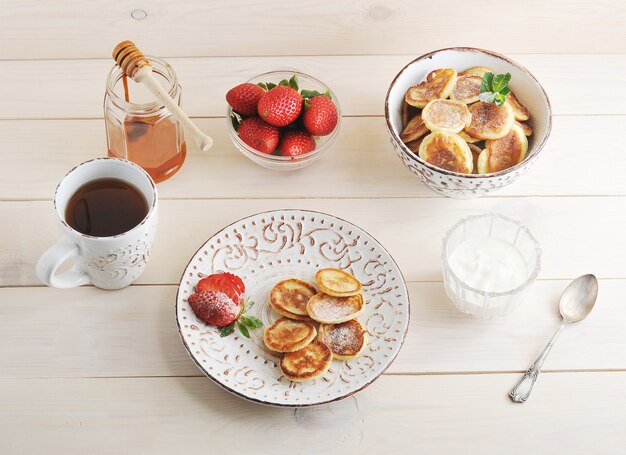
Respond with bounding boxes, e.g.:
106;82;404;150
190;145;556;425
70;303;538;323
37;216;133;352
176;209;410;407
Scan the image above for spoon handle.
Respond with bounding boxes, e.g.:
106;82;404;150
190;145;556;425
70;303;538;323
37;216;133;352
509;322;565;403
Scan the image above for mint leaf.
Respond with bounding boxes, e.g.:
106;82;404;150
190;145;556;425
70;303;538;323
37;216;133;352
493;93;507;106
237;322;250;338
288;75;299;91
243;298;255;312
241;315;263;328
492;73;511;92
480;72;511;106
219;322;235;337
480;72;494;93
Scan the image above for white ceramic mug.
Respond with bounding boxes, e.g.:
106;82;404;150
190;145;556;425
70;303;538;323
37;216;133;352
36;157;158;290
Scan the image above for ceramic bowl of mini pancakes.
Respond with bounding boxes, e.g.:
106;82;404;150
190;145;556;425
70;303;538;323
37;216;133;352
385;47;552;199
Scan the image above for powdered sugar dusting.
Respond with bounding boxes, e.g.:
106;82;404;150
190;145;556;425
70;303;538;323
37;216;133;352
314;295;358;319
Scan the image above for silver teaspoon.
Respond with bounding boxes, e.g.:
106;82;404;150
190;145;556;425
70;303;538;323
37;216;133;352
509;274;598;403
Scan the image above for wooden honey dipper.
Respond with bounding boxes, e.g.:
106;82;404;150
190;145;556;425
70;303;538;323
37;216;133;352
113;40;213;152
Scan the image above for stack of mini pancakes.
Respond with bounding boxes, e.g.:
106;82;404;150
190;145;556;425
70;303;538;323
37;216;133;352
263;268;368;382
401;66;532;174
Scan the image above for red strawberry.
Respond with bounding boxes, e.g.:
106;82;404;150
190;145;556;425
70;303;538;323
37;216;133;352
197;272;245;303
188;291;242;327
280;130;316;157
238;116;280;154
257;86;303;127
303;96;338;136
226;83;265;116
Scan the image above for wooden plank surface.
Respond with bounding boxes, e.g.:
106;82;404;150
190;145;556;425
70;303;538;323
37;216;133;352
1;374;625;454
0;279;622;379
2;197;624;287
1;54;626;119
1;116;626;201
1;0;625;59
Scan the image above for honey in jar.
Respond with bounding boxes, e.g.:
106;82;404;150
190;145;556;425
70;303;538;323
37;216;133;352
104;56;186;183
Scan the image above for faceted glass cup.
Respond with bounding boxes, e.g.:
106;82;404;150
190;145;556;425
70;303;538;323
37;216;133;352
442;213;541;318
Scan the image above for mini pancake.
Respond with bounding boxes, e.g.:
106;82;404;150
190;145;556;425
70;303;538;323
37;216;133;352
478;124;528;174
316;268;362;297
306;293;364;324
405;68;457;108
400;113;429;143
516;121;533;136
269;278;317;317
450;75;482;104
460;66;493;78
458;130;481;144
402;101;420;128
468;143;483;174
263;317;317;353
405;137;423;153
464;101;515;140
506;92;530;121
280;340;333;382
318;319;367;360
418;132;473;174
422;99;472;134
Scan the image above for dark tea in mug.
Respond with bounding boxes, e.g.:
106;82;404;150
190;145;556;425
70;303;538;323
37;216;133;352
65;178;148;237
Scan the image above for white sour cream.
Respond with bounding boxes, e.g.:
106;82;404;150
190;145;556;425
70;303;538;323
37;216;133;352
449;237;528;293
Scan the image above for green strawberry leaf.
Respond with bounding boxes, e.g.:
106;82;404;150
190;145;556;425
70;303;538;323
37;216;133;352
257;82;268;90
240;315;263;328
219;322;235;337
237;322;250;338
323;89;332;99
301;89;322;99
230;113;241;132
279;79;289;87
289;75;299;91
266;82;277;90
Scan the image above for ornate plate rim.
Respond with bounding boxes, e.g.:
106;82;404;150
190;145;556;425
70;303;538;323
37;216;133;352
175;209;411;407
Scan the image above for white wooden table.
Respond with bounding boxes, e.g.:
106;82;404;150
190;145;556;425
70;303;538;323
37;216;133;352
1;1;626;453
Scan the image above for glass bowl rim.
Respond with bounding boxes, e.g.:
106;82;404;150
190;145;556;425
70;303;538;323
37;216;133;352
441;212;542;297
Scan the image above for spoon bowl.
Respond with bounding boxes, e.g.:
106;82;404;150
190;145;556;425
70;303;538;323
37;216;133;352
559;274;599;323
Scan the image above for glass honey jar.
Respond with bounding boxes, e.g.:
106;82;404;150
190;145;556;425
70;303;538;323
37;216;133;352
104;56;186;183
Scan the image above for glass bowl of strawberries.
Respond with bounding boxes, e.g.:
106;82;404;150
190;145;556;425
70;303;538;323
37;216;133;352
226;70;341;171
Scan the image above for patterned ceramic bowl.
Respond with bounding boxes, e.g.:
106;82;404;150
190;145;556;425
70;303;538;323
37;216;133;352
385;47;552;199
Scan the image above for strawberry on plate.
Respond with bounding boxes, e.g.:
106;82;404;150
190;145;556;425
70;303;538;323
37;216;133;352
189;273;262;338
303;95;338;136
197;272;245;303
280;129;316;157
189;291;241;328
226;83;266;116
257;85;303;127
237;116;280;154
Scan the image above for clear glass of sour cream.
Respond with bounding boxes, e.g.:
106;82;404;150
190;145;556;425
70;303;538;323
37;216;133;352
442;213;541;318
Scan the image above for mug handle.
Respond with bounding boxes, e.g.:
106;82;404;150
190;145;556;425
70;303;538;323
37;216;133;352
36;238;91;288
